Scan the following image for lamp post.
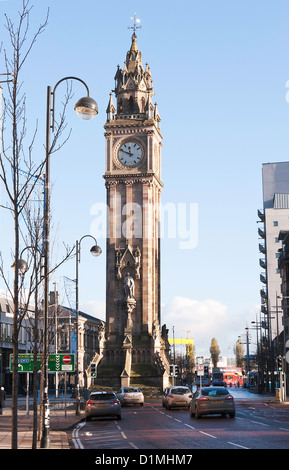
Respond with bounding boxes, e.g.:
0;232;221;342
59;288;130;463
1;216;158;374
41;77;97;448
75;235;102;415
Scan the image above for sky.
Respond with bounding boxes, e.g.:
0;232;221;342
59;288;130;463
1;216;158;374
1;0;289;358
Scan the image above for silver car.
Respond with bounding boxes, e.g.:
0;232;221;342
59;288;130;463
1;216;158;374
85;392;121;421
189;387;235;418
162;386;192;410
116;387;144;406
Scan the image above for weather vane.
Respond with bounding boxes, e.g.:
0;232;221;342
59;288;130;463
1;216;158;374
128;13;141;34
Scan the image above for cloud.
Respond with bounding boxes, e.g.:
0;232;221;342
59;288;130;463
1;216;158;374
161;296;258;358
80;299;105;321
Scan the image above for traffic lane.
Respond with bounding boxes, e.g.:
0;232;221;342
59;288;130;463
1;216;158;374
116;401;259;450
73;400;289;450
118;403;211;449
147;399;289;449
165;400;289;450
75;403;216;449
74;418;133;450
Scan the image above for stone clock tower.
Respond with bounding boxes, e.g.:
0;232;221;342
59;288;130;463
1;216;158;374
94;29;170;389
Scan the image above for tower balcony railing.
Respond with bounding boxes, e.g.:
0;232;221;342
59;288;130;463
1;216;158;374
258;227;266;238
259;258;267;269
257;209;265;221
260;288;268;299
260;272;267;284
259;243;266;254
261;305;268;314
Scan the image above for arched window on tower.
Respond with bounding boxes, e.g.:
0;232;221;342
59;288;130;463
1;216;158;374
141;97;146;113
129;96;134;113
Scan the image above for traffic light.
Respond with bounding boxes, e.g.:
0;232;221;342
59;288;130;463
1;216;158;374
277;356;283;372
174;365;179;377
90;363;96;377
169;364;174;376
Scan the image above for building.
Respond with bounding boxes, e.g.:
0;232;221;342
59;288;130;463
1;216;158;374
47;294;104;390
0;296;33;392
94;27;170;388
258;162;289;386
0;293;103;393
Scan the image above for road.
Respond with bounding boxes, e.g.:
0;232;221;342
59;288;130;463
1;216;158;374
71;388;289;450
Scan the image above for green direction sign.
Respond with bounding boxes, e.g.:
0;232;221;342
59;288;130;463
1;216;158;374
10;353;75;373
49;354;75;372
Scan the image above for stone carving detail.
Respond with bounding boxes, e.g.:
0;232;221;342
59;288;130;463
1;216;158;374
115;241;141;280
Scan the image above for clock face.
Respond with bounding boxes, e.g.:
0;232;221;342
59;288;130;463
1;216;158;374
118;141;143;167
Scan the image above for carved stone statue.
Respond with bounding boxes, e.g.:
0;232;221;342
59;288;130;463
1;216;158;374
124;273;135;299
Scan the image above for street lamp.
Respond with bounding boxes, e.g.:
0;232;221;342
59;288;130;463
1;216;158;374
11;258;29;275
75;235;101;415
41;77;97;448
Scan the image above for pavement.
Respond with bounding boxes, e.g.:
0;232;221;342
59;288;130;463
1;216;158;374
0;401;84;450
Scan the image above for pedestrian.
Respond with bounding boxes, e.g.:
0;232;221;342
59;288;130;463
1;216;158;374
0;387;6;415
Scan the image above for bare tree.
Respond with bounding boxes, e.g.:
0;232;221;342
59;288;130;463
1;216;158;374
0;1;49;449
0;1;75;448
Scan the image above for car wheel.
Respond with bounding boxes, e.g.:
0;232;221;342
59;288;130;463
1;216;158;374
229;412;235;418
195;407;201;419
140;403;144;406
189;406;195;418
117;415;121;420
85;416;91;422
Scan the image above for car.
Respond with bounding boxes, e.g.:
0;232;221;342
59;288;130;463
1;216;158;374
189;386;235;419
116;387;144;406
162;386;192;410
85;392;121;421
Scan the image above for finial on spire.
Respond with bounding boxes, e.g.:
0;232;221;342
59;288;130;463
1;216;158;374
128;13;141;35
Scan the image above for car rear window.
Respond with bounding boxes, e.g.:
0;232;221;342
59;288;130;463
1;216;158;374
202;388;229;397
172;388;190;395
123;388;141;393
90;393;116;401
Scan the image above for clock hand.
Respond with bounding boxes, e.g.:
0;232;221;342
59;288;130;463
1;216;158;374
121;149;133;157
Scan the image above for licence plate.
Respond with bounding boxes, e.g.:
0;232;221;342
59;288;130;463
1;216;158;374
176;401;186;405
96;403;108;406
211;400;223;403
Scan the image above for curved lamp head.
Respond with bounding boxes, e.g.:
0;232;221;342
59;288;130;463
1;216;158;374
74;96;98;120
11;258;29;275
90;244;102;257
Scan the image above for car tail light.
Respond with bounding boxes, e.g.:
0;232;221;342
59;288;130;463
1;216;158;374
86;401;94;406
225;395;233;400
112;400;119;405
199;396;209;401
168;394;174;398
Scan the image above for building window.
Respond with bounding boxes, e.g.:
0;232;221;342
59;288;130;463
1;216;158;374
275;237;279;243
273;221;278;226
276;268;281;274
276;253;280;258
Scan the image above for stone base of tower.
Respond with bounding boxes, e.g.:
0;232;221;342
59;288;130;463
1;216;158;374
92;331;170;391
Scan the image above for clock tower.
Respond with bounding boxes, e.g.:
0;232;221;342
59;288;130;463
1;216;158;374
95;28;170;389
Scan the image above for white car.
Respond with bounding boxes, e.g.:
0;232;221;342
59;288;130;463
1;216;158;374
116;387;144;406
162;386;192;410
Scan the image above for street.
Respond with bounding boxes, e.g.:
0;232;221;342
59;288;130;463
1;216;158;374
71;389;289;450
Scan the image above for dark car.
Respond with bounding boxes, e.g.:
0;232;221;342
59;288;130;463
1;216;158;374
189;387;235;418
85;392;121;421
